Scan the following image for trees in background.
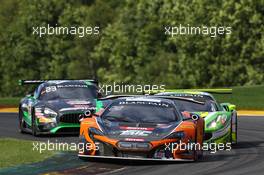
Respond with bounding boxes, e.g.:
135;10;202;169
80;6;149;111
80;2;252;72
0;0;263;96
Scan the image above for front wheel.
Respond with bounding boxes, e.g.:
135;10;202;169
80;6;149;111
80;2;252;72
31;109;39;136
193;124;204;161
18;107;26;133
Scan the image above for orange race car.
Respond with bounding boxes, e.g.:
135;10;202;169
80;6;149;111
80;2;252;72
78;96;204;161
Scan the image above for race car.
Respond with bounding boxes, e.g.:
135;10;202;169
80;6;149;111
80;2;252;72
155;91;237;145
18;80;104;136
78;96;204;161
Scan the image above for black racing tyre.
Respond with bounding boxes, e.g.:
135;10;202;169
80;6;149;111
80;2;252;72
198;124;204;160
31;108;39;136
18;106;26;133
231;113;238;145
193;125;202;161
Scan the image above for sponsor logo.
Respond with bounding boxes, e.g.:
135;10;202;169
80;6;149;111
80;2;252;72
67;101;91;105
124;138;145;142
119;126;154;131
120;130;152;136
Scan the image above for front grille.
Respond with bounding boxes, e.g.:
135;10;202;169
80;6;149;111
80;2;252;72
59;113;82;123
117;141;151;151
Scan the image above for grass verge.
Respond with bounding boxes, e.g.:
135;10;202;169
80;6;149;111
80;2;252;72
0;138;55;168
0;97;20;107
213;85;264;110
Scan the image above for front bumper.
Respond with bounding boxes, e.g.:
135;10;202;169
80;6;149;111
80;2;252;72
78;154;194;162
35;123;80;134
35;111;84;134
78;136;197;161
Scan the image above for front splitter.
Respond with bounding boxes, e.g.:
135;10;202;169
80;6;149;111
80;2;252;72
78;154;194;162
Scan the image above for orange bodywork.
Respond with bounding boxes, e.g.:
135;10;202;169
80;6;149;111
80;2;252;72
79;115;204;160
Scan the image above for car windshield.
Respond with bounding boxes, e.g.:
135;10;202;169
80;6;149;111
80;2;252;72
173;99;217;112
39;85;97;100
101;101;179;123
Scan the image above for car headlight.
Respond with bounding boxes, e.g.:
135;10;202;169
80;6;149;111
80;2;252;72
34;107;57;123
207;114;227;128
44;108;57;117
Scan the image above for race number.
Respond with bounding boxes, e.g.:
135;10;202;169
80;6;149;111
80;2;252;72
46;86;57;93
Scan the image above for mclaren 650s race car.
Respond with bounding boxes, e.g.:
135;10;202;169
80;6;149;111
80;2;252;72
18;80;104;136
155;90;237;145
78;96;204;161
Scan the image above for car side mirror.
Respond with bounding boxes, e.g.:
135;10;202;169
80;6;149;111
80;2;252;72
79;108;98;121
220;103;236;112
183;113;200;121
191;114;200;121
26;93;34;98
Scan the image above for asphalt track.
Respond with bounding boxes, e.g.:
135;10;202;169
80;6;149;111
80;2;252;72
0;113;264;175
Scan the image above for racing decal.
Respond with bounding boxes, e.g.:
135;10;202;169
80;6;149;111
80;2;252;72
44;85;89;94
119;101;170;107
45;86;57;93
212;122;231;139
119;126;154;131
67;101;91;105
120;130;152;136
35;112;44;116
124;138;145;142
57;84;88;88
169;94;205;98
60;107;93;111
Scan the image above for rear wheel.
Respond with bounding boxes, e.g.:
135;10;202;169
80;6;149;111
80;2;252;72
230;113;238;145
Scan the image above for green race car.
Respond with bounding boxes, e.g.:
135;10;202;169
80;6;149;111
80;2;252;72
155;90;237;145
19;80;104;136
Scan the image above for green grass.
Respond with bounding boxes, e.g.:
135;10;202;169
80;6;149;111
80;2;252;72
213;85;264;110
0;97;21;107
0;138;55;168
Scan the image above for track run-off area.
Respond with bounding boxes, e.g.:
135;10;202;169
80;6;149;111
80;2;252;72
0;112;264;175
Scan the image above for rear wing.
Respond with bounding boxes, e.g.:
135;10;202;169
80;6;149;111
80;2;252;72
145;88;232;94
18;79;98;86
